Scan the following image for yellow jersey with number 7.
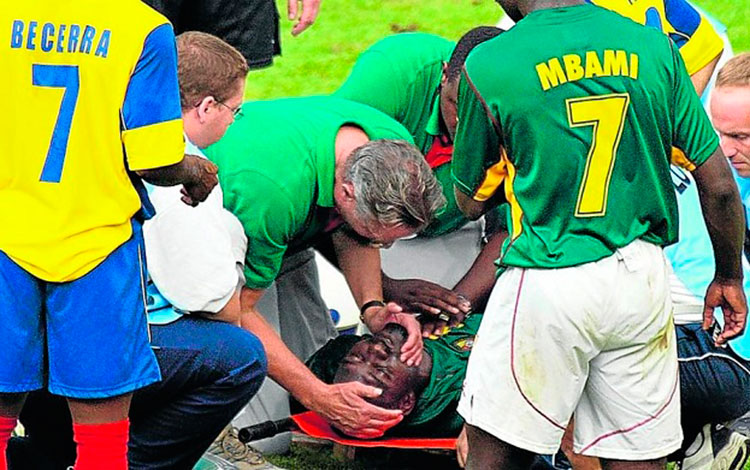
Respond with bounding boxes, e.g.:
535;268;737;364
1;0;185;282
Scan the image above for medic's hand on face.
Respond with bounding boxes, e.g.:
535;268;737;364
316;381;404;438
362;302;424;366
330;324;423;437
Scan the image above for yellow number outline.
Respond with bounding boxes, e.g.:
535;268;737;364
566;93;630;217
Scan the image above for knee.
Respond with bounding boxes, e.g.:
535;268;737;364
216;328;268;395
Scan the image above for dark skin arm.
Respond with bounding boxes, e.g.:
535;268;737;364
452;229;507;311
454;186;490;221
415;229;507;337
690;52;722;96
136;154;218;206
692;147;748;344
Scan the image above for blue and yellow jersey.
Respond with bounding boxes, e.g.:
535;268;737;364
588;0;724;75
1;0;185;282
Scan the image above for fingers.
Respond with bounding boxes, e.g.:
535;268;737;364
412;302;441;316
456;427;468;468
180;187;197;207
702;305;715;331
287;0;298;21
348;381;383;400
385;302;403;314
717;308;747;344
398;315;424;366
290;0;321;36
330;406;402;439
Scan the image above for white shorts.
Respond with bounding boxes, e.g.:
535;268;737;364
458;240;682;460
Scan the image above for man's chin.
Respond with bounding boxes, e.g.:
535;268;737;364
733;163;750;178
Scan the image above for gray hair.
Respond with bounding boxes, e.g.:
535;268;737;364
343;139;446;230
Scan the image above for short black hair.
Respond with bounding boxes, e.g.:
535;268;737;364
445;26;505;82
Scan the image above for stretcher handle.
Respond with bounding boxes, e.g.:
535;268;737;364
237;418;296;443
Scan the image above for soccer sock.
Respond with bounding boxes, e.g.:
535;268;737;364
73;419;129;470
0;415;17;470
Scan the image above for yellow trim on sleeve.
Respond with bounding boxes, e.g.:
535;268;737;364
671;146;697;172
122;119;185;171
474;149;524;240
678;15;724;76
474;158;508;202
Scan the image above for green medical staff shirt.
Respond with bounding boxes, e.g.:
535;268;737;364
335;33;493;237
205;96;414;289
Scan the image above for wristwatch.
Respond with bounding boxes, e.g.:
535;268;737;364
359;300;386;323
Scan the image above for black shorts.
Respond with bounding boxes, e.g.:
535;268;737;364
144;0;281;69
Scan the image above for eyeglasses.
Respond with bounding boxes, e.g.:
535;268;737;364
217;100;243;119
339;224;393;249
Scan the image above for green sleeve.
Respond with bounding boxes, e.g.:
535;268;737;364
451;68;502;199
334;49;404;119
222;170;299;289
670;39;719;168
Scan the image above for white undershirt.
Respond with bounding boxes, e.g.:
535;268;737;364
143;138;247;314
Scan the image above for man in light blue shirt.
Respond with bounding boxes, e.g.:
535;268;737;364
662;52;750;470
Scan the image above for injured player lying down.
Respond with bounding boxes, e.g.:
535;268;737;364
307;315;481;437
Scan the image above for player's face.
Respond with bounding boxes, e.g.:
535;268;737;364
439;76;459;140
334;323;417;409
711;86;750;178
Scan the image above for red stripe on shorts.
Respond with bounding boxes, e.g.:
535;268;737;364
510;269;566;431
579;366;680;454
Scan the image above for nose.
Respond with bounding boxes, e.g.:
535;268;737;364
369;342;389;361
721;136;738;157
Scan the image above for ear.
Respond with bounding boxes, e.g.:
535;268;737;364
396;391;418;416
341;181;356;202
196;96;217;123
440;61;449;87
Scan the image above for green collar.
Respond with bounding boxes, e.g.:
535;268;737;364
425;92;442;137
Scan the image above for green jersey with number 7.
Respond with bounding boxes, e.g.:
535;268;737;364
451;3;719;269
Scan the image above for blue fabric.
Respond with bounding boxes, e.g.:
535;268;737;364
664;0;701;46
11;316;267;470
128;317;267;469
664;167;750;359
122;23;182;130
0;221;161;398
676;323;750;449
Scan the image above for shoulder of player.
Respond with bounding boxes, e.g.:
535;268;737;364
369;32;454;55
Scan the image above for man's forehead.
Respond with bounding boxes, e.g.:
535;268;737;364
712;88;750;130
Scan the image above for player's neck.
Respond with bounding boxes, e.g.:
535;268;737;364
522;0;585;16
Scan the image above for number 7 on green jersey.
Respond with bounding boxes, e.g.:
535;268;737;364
566;93;630;217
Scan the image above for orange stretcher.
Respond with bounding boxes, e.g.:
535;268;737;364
237;411;457;450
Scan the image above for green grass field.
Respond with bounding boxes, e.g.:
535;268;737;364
245;0;750;100
254;1;749;468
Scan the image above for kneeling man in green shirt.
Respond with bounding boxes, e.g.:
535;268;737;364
204;96;446;438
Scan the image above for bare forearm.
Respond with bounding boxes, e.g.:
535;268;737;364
690;52;722;96
453;230;508;311
239;305;326;408
332;231;383;306
454;186;487;221
136;154;203;186
197;289;241;325
694;149;746;280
